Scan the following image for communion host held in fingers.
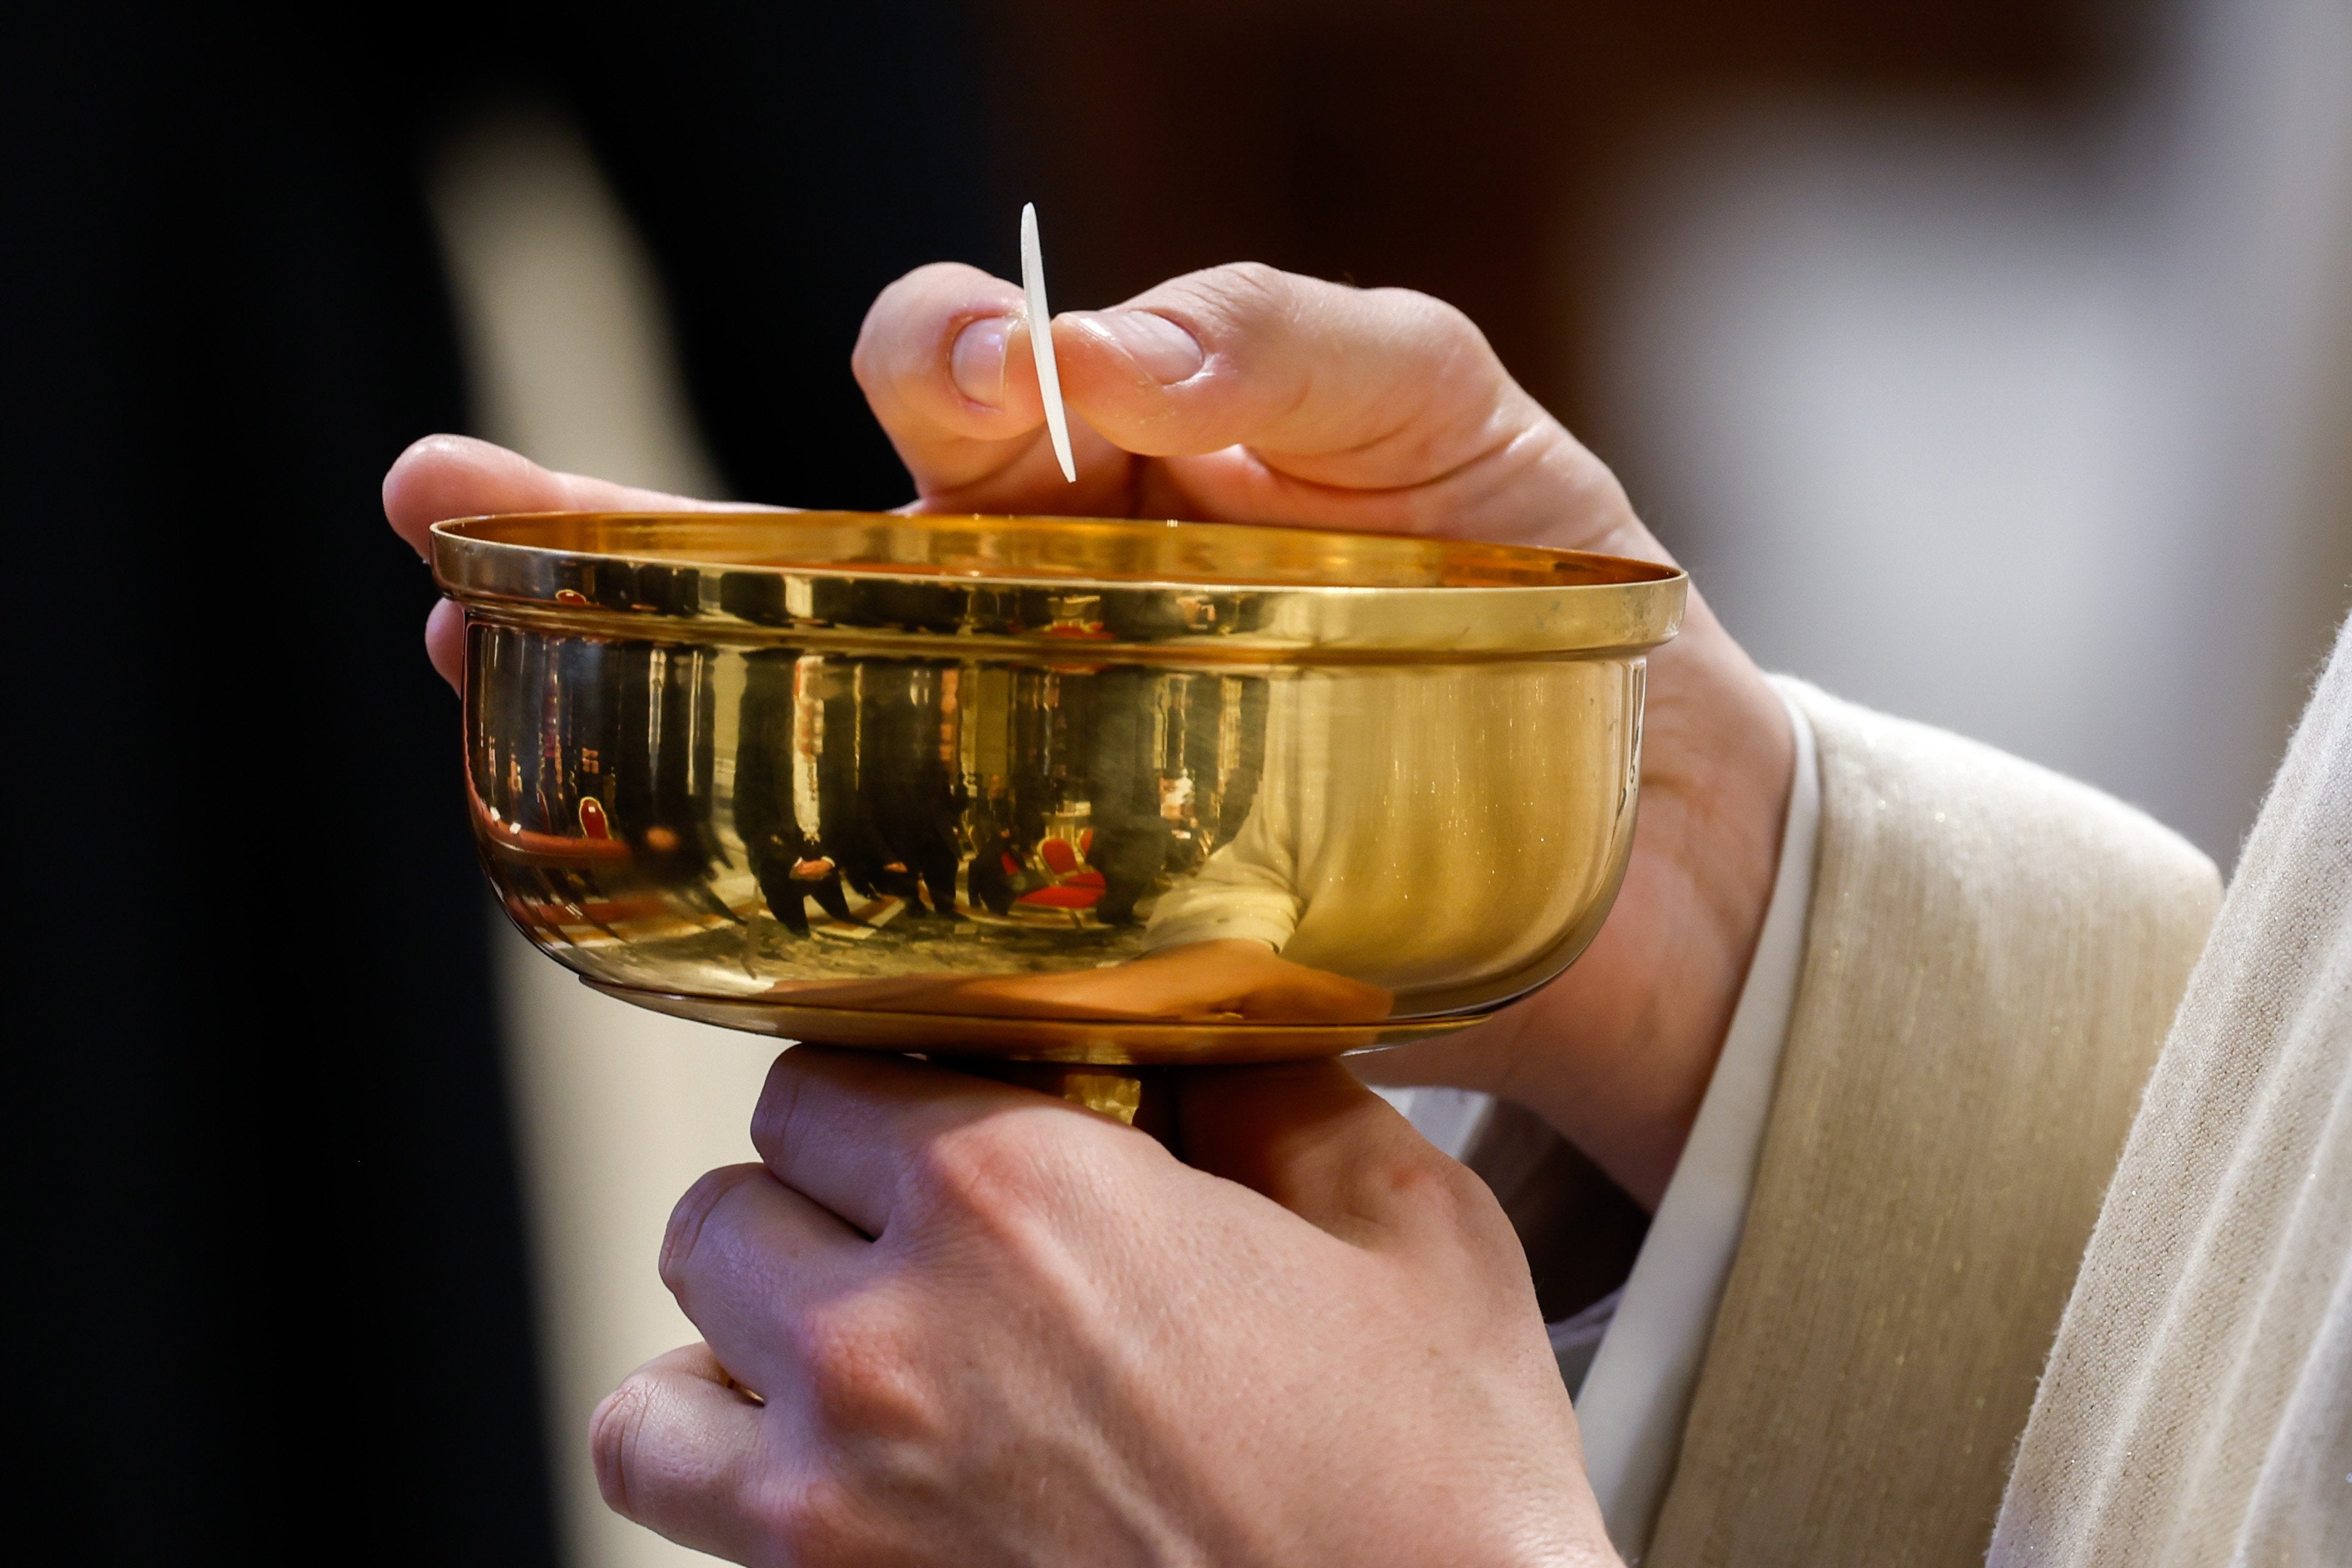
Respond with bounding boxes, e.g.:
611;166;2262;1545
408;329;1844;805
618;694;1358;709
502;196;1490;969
383;258;2350;1568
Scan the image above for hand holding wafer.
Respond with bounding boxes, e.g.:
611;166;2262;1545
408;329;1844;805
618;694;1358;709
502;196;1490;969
849;252;1794;1203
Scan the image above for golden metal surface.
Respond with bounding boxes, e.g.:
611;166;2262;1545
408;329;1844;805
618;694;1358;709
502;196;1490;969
577;983;1476;1062
433;510;1683;1065
951;1060;1184;1145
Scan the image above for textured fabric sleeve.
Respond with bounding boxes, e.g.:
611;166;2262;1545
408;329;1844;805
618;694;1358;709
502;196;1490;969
1577;685;1821;1555
1990;614;2352;1567
1643;682;2222;1568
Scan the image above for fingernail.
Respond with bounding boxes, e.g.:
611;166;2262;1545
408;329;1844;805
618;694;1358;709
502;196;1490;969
951;315;1011;406
1069;309;1204;384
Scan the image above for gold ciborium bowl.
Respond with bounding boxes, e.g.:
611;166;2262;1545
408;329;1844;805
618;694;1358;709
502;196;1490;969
432;511;1684;1069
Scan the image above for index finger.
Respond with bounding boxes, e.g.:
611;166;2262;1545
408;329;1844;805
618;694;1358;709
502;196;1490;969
383;434;751;687
1055;265;1636;550
748;1048;1151;1240
381;433;739;560
850;262;1142;515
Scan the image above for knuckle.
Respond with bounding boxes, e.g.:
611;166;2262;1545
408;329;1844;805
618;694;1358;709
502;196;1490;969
754;1475;864;1567
1146;259;1291;335
748;1056;810;1164
1422;1157;1528;1263
1407;285;1479;334
1203;259;1290;322
903;1118;1050;1224
659;1164;756;1293
1209;258;1288;303
588;1374;656;1520
1385;1139;1496;1222
1382;286;1496;368
791;1295;935;1437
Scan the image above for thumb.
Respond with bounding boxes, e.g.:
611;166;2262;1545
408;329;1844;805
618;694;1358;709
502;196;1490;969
1052;262;1532;488
1049;262;1642;551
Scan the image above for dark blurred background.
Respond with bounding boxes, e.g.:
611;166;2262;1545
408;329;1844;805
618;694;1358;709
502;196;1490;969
10;6;985;1565
9;2;2346;1564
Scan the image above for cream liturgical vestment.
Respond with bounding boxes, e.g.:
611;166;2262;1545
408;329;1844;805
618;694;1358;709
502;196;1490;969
1642;681;2224;1567
1990;613;2352;1565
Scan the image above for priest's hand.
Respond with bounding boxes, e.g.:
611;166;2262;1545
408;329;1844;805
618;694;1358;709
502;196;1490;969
382;256;1793;1203
850;261;1794;1204
591;1047;1621;1568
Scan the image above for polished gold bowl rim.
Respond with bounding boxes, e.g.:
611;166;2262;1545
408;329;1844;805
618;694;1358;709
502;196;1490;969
431;509;1687;658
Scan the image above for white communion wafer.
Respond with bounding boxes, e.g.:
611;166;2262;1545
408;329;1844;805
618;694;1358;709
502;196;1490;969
1020;202;1077;483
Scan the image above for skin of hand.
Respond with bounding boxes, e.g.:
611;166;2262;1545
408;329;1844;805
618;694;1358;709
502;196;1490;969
849;261;1794;1207
383;262;1792;1206
587;1045;1621;1568
378;259;1788;1565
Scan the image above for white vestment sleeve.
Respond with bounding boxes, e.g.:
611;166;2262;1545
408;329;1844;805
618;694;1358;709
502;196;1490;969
1573;682;1821;1562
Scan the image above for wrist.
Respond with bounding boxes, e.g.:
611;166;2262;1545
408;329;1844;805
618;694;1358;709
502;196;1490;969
1359;599;1794;1207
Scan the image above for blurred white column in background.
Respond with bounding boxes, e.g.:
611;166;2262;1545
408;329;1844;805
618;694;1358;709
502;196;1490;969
1595;0;2352;863
428;110;777;1568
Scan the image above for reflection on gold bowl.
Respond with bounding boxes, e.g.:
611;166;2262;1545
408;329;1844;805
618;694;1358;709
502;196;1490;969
432;511;1684;1066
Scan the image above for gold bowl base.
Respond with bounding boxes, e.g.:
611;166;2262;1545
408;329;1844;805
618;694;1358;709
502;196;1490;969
581;978;1476;1064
